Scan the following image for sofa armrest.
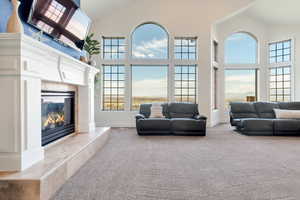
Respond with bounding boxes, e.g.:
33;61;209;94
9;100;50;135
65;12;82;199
194;115;207;120
136;114;146;120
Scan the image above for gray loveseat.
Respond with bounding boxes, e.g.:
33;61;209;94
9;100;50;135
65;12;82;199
135;102;207;136
230;102;300;136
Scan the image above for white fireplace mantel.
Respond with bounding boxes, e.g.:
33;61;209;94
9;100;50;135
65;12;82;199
0;33;99;171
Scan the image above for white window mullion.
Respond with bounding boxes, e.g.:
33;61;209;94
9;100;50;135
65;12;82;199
125;64;131;111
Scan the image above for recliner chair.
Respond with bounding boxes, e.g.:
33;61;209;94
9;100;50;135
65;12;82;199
135;102;207;136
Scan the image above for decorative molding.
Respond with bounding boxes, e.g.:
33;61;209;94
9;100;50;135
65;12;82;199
0;33;99;171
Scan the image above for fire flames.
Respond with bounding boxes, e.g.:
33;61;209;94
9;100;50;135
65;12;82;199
43;113;65;128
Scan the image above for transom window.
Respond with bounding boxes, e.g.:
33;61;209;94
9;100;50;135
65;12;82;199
174;38;197;60
174;65;197;103
103;37;126;60
132;23;168;59
225;33;257;64
269;66;291;102
269;40;291;63
102;65;125;111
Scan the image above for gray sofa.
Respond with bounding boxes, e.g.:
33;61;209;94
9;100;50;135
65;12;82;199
230;102;300;136
135;102;207;136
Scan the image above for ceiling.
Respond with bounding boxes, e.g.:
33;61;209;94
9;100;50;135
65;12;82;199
82;0;300;25
246;0;300;25
81;0;138;21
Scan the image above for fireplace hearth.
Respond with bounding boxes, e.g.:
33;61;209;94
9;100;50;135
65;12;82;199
41;91;75;146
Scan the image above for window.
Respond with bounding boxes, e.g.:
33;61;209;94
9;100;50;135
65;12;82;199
132;66;168;110
225;69;258;107
132;23;168;59
269;40;291;63
268;39;292;102
174;65;197;103
212;67;218;109
103;37;125;60
213;40;218;62
44;0;66;23
269;66;291;102
103;65;125;111
225;33;257;64
174;38;197;60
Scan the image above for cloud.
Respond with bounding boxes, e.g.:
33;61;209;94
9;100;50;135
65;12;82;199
133;38;168;58
132;78;168;97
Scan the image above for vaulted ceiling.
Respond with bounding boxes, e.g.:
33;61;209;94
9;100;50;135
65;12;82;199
82;0;300;26
81;0;254;22
246;0;300;25
81;0;138;21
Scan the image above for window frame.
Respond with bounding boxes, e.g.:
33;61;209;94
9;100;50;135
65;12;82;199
174;37;198;60
269;66;291;102
102;64;125;111
174;65;197;103
102;37;126;60
268;38;294;102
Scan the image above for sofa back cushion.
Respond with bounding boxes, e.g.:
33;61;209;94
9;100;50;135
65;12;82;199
168;102;198;118
140;103;168;118
254;102;279;118
278;102;300;110
229;102;258;119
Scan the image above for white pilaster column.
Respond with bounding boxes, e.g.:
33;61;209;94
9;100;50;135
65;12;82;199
0;43;44;171
78;67;99;133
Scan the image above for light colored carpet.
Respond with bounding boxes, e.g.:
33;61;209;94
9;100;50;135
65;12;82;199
52;124;300;200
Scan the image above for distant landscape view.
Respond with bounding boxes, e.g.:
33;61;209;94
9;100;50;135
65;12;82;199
225;69;257;107
132;97;167;110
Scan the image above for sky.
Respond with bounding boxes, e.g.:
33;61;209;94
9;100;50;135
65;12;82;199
225;33;257;64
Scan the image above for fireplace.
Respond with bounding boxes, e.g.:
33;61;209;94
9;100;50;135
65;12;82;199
41;91;75;146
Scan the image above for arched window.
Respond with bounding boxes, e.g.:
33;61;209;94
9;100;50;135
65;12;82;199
225;32;257;64
132;23;168;59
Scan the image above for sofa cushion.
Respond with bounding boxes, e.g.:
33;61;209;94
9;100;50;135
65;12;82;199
278;102;300;110
171;118;206;132
241;119;274;131
137;118;171;131
254;102;279;119
150;103;164;118
274;109;300;119
140;103;168;118
230;102;258;119
168;103;198;118
273;119;300;132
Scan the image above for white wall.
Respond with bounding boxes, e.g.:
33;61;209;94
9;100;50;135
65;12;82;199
90;0;253;127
